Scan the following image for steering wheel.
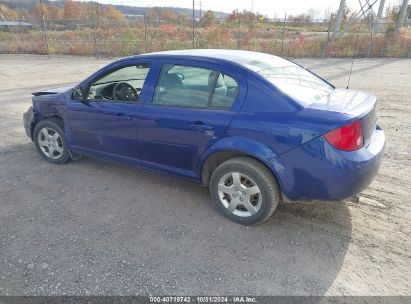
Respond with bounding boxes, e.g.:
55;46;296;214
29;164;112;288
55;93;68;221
113;82;138;102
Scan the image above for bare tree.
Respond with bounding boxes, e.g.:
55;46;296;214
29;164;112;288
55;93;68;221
323;6;332;21
307;7;319;21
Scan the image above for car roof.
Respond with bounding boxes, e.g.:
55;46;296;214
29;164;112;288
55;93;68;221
134;49;287;66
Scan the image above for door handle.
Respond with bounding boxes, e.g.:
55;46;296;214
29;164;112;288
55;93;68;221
190;121;214;132
115;112;132;121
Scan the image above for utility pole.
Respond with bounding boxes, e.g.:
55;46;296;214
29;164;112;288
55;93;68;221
236;14;241;49
192;0;195;48
280;13;287;56
92;1;99;57
374;0;385;31
325;15;332;58
199;1;202;20
333;0;346;39
396;0;410;33
39;0;50;59
144;13;147;53
376;0;385;20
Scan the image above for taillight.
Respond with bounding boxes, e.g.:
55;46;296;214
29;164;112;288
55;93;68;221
324;120;364;151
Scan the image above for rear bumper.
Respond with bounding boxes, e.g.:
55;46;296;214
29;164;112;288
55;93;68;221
23;106;35;140
275;126;385;201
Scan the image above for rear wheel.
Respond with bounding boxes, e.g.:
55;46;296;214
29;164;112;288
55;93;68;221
33;119;71;164
209;157;281;225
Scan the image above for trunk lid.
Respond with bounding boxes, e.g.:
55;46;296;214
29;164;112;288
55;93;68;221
309;89;378;146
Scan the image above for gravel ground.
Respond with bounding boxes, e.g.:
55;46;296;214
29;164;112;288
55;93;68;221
0;55;409;296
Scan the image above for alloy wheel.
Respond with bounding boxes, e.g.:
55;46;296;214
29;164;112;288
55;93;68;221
37;127;64;160
217;172;262;217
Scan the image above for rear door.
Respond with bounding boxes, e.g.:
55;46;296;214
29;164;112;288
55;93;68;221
64;60;156;160
137;60;246;177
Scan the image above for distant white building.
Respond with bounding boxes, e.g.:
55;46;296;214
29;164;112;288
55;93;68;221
0;21;33;31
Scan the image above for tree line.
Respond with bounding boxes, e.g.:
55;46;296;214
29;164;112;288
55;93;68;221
0;0;408;25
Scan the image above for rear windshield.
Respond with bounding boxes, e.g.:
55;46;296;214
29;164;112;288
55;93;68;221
244;58;334;106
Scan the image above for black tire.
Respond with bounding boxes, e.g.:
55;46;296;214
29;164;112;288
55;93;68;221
209;157;281;225
33;118;71;164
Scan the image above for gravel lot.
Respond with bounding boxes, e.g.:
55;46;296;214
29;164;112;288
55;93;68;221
0;55;410;296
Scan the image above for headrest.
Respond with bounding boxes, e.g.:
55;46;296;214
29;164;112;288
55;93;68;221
163;73;183;89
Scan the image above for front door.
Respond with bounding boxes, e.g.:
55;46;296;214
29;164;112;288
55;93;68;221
64;61;154;160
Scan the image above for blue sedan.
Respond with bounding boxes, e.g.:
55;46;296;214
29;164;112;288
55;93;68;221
23;49;385;224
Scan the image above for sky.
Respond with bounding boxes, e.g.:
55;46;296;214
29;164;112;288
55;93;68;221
83;0;403;18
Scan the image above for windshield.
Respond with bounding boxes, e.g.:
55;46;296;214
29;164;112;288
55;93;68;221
244;58;334;106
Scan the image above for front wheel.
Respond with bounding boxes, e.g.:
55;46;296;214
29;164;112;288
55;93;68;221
209;157;281;225
33;119;71;164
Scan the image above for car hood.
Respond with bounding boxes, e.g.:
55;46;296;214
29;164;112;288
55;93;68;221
308;89;377;117
32;86;73;96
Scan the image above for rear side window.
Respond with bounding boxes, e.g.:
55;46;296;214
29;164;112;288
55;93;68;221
210;73;238;108
153;64;238;109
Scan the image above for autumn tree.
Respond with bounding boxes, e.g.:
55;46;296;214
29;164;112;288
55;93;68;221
226;9;257;22
63;0;82;20
146;7;161;24
16;8;32;21
200;10;215;27
34;2;47;20
103;5;124;21
48;3;63;20
0;3;21;20
34;2;62;21
341;5;353;24
61;1;124;21
176;13;187;24
385;5;400;22
329;5;354;25
1;1;124;23
146;7;180;24
0;4;34;22
162;8;177;21
288;13;312;23
256;13;267;22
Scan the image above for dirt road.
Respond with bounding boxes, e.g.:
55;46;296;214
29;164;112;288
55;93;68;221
0;55;409;296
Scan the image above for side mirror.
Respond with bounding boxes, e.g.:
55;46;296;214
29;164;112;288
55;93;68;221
72;87;83;100
72;84;90;104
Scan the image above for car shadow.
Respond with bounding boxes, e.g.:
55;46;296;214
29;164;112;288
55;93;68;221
0;142;352;295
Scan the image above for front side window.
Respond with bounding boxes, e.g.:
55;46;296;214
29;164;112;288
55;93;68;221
244;57;333;106
153;64;238;109
86;64;150;102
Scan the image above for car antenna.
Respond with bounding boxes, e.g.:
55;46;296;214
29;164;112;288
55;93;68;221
346;24;362;90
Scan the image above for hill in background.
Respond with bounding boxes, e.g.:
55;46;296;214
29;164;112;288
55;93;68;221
0;0;229;19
